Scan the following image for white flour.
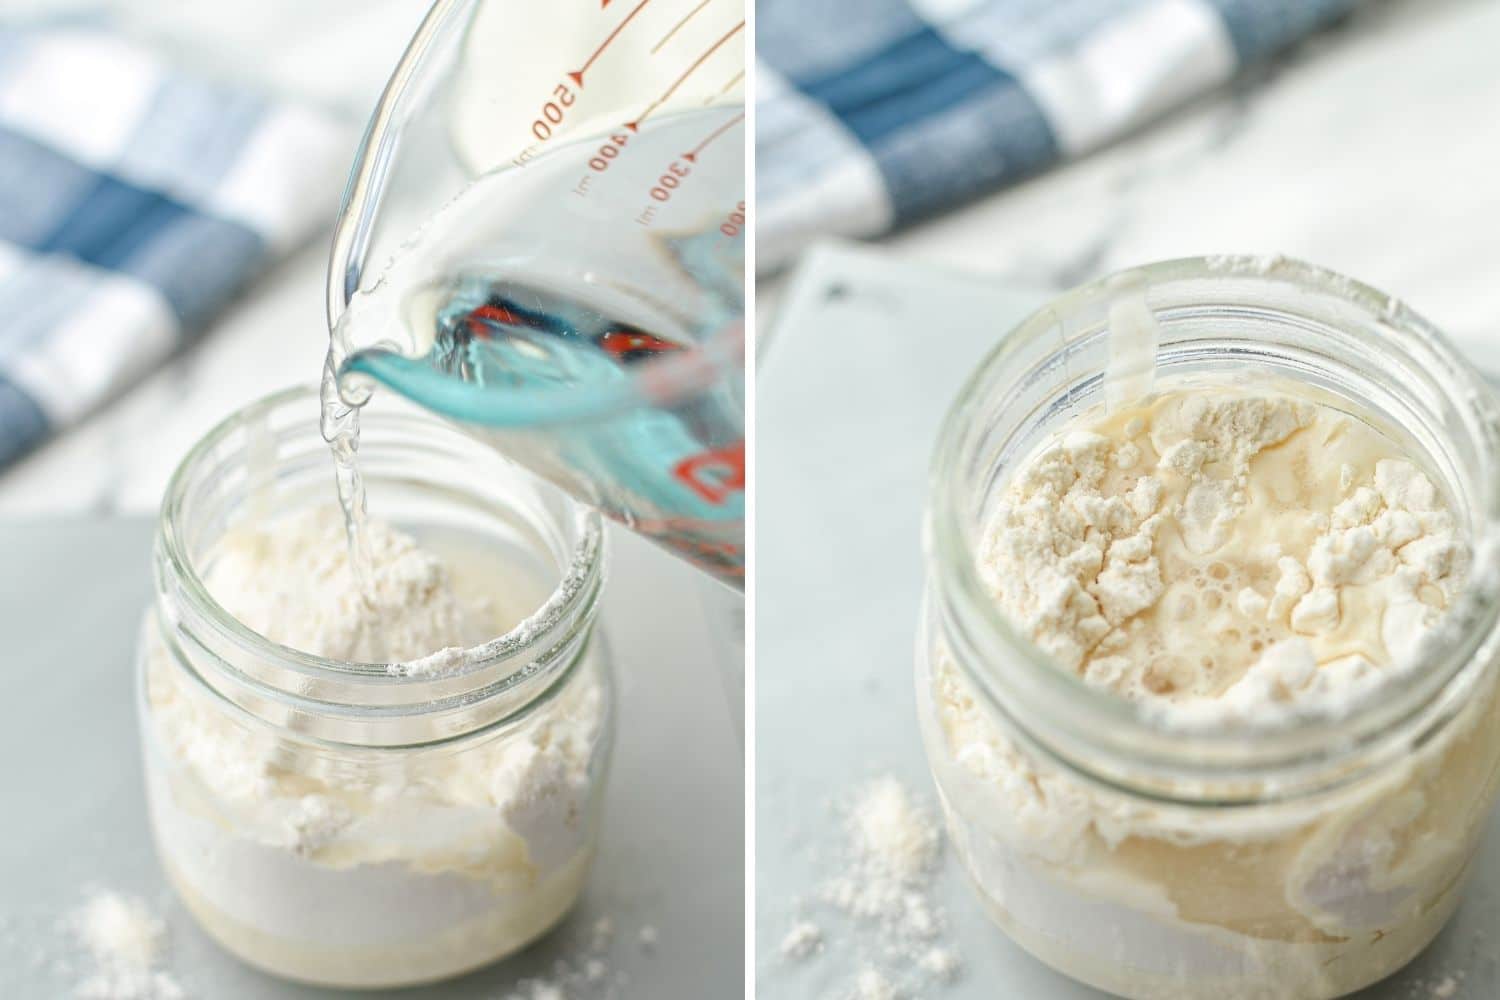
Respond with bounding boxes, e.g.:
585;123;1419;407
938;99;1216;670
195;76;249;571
979;388;1467;726
778;920;822;961
205;505;496;673
822;777;940;933
156;506;601;853
67;892;181;1000
851;967;897;1000
497;914;639;1000
919;947;962;983
848;777;939;881
924;384;1491;998
142;505;605;986
1430;976;1460;998
783;777;963;997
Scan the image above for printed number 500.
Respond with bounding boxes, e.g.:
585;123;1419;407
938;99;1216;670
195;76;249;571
531;84;576;141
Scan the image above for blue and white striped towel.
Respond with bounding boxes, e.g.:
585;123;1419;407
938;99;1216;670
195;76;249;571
757;0;1361;272
0;27;348;469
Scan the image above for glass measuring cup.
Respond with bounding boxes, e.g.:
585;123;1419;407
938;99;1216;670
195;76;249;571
326;0;746;587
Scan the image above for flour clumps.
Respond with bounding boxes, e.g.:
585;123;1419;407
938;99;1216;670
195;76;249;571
851;967;898;1000
779;920;823;960
979;388;1468;725
205;505;497;670
919;946;962;983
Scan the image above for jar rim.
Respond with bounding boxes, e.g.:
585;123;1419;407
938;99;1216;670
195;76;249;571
158;384;605;684
927;255;1500;788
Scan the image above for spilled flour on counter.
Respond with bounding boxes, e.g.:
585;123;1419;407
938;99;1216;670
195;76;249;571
851;966;898;1000
778;776;963;997
1409;971;1466;999
821;776;942;940
498;914;654;999
779;920;823;961
919;946;962;983
67;891;182;1000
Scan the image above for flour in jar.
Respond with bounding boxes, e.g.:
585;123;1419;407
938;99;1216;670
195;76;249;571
980;388;1469;725
921;384;1484;998
142;503;606;985
204;505;501;673
152;505;601;852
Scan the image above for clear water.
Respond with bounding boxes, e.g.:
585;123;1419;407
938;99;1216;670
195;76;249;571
321;107;745;587
319;346;374;591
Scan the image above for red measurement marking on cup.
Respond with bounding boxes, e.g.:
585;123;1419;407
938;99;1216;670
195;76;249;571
525;0;653;148
704;69;745;105
683;111;743;163
719;200;746;237
646;159;692;203
527;81;578;142
652;0;712;54
674;440;745;505
587;132;634;174
592;106;738;177
571;0;653;85
625;20;744;132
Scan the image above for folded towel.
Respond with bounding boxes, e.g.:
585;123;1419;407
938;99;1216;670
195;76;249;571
0;27;348;468
757;0;1361;272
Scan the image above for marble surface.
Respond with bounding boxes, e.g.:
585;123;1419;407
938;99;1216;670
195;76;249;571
759;0;1500;361
3;0;1498;512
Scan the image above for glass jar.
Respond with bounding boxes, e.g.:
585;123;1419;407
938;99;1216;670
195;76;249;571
136;387;613;989
916;257;1500;999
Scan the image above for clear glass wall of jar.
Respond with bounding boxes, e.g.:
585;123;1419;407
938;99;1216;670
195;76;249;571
137;387;613;989
916;257;1500;999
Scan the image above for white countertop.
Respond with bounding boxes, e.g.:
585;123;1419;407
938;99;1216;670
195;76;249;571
3;0;1498;513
